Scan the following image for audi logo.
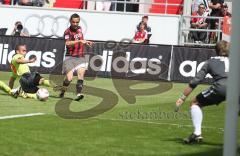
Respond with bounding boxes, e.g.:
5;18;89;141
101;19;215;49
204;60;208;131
23;15;88;38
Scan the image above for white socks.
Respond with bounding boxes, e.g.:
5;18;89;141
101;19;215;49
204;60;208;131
190;105;203;136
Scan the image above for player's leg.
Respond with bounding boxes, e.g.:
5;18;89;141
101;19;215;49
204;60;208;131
20;89;37;99
74;57;88;101
183;87;225;144
75;67;86;101
0;80;11;94
59;70;73;98
39;78;51;87
190;100;203;136
183;97;203;144
58;58;75;98
8;76;16;89
0;80;19;98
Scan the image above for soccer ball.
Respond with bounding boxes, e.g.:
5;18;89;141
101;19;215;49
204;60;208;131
36;88;49;101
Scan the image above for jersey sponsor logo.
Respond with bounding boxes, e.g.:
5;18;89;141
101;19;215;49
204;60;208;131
64;35;69;39
0;43;56;68
74;34;83;40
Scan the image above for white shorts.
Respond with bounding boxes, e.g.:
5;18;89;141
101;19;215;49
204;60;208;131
62;56;88;74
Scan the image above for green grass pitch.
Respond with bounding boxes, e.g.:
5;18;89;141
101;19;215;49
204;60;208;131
0;71;239;156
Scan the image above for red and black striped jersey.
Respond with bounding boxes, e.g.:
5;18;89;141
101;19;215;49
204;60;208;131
64;26;84;57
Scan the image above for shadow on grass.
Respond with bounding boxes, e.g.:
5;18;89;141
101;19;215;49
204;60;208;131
49;95;62;99
163;138;240;156
0;92;9;96
179;147;239;156
163;137;223;147
180;148;223;156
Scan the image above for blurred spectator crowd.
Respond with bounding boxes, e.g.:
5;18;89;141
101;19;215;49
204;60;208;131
0;0;140;12
190;0;232;44
0;0;55;7
0;0;232;45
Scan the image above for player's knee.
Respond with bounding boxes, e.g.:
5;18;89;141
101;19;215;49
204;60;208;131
67;76;73;81
77;68;85;77
77;74;84;80
39;78;45;85
39;78;45;84
66;73;73;81
190;98;200;107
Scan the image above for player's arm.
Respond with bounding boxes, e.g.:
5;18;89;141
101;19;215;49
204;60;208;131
208;2;221;9
175;61;210;111
64;32;94;47
198;22;208;28
15;57;36;64
65;40;94;47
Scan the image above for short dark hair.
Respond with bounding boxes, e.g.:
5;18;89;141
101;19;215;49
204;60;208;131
223;3;228;8
198;3;205;8
215;40;230;56
15;44;26;51
142;15;148;19
15;21;22;25
70;13;80;21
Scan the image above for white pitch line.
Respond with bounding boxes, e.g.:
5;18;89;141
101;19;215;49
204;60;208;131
94;117;224;131
0;113;45;120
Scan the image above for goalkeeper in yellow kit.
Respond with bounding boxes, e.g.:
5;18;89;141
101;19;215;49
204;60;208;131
9;44;51;99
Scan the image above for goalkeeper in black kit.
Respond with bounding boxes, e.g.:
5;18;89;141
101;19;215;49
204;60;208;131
175;40;230;144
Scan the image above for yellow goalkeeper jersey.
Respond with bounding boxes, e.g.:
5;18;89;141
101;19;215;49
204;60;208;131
10;54;30;78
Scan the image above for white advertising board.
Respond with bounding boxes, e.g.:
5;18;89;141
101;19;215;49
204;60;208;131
0;6;180;45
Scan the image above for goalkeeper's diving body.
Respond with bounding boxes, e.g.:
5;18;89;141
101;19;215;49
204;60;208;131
9;44;51;99
175;40;230;144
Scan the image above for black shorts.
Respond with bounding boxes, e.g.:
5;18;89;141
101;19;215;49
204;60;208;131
196;86;226;107
19;72;42;93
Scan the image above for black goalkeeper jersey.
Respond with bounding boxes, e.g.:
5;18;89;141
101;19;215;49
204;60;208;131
189;56;229;96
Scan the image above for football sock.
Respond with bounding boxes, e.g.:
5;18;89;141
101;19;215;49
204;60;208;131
190;105;203;136
20;91;37;99
61;79;71;93
27;93;38;99
76;79;83;95
0;81;11;94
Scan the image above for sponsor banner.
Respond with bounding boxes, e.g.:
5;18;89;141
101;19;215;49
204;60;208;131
0;35;65;74
0;36;217;83
170;46;216;82
84;42;172;81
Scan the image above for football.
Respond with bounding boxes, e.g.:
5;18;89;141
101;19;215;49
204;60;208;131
36;88;49;101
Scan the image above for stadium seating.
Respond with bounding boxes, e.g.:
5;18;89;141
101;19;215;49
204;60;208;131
149;0;183;14
54;0;84;9
4;0;11;5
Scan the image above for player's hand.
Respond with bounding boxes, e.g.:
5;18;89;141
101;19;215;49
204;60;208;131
29;57;37;63
86;41;94;47
175;98;184;112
